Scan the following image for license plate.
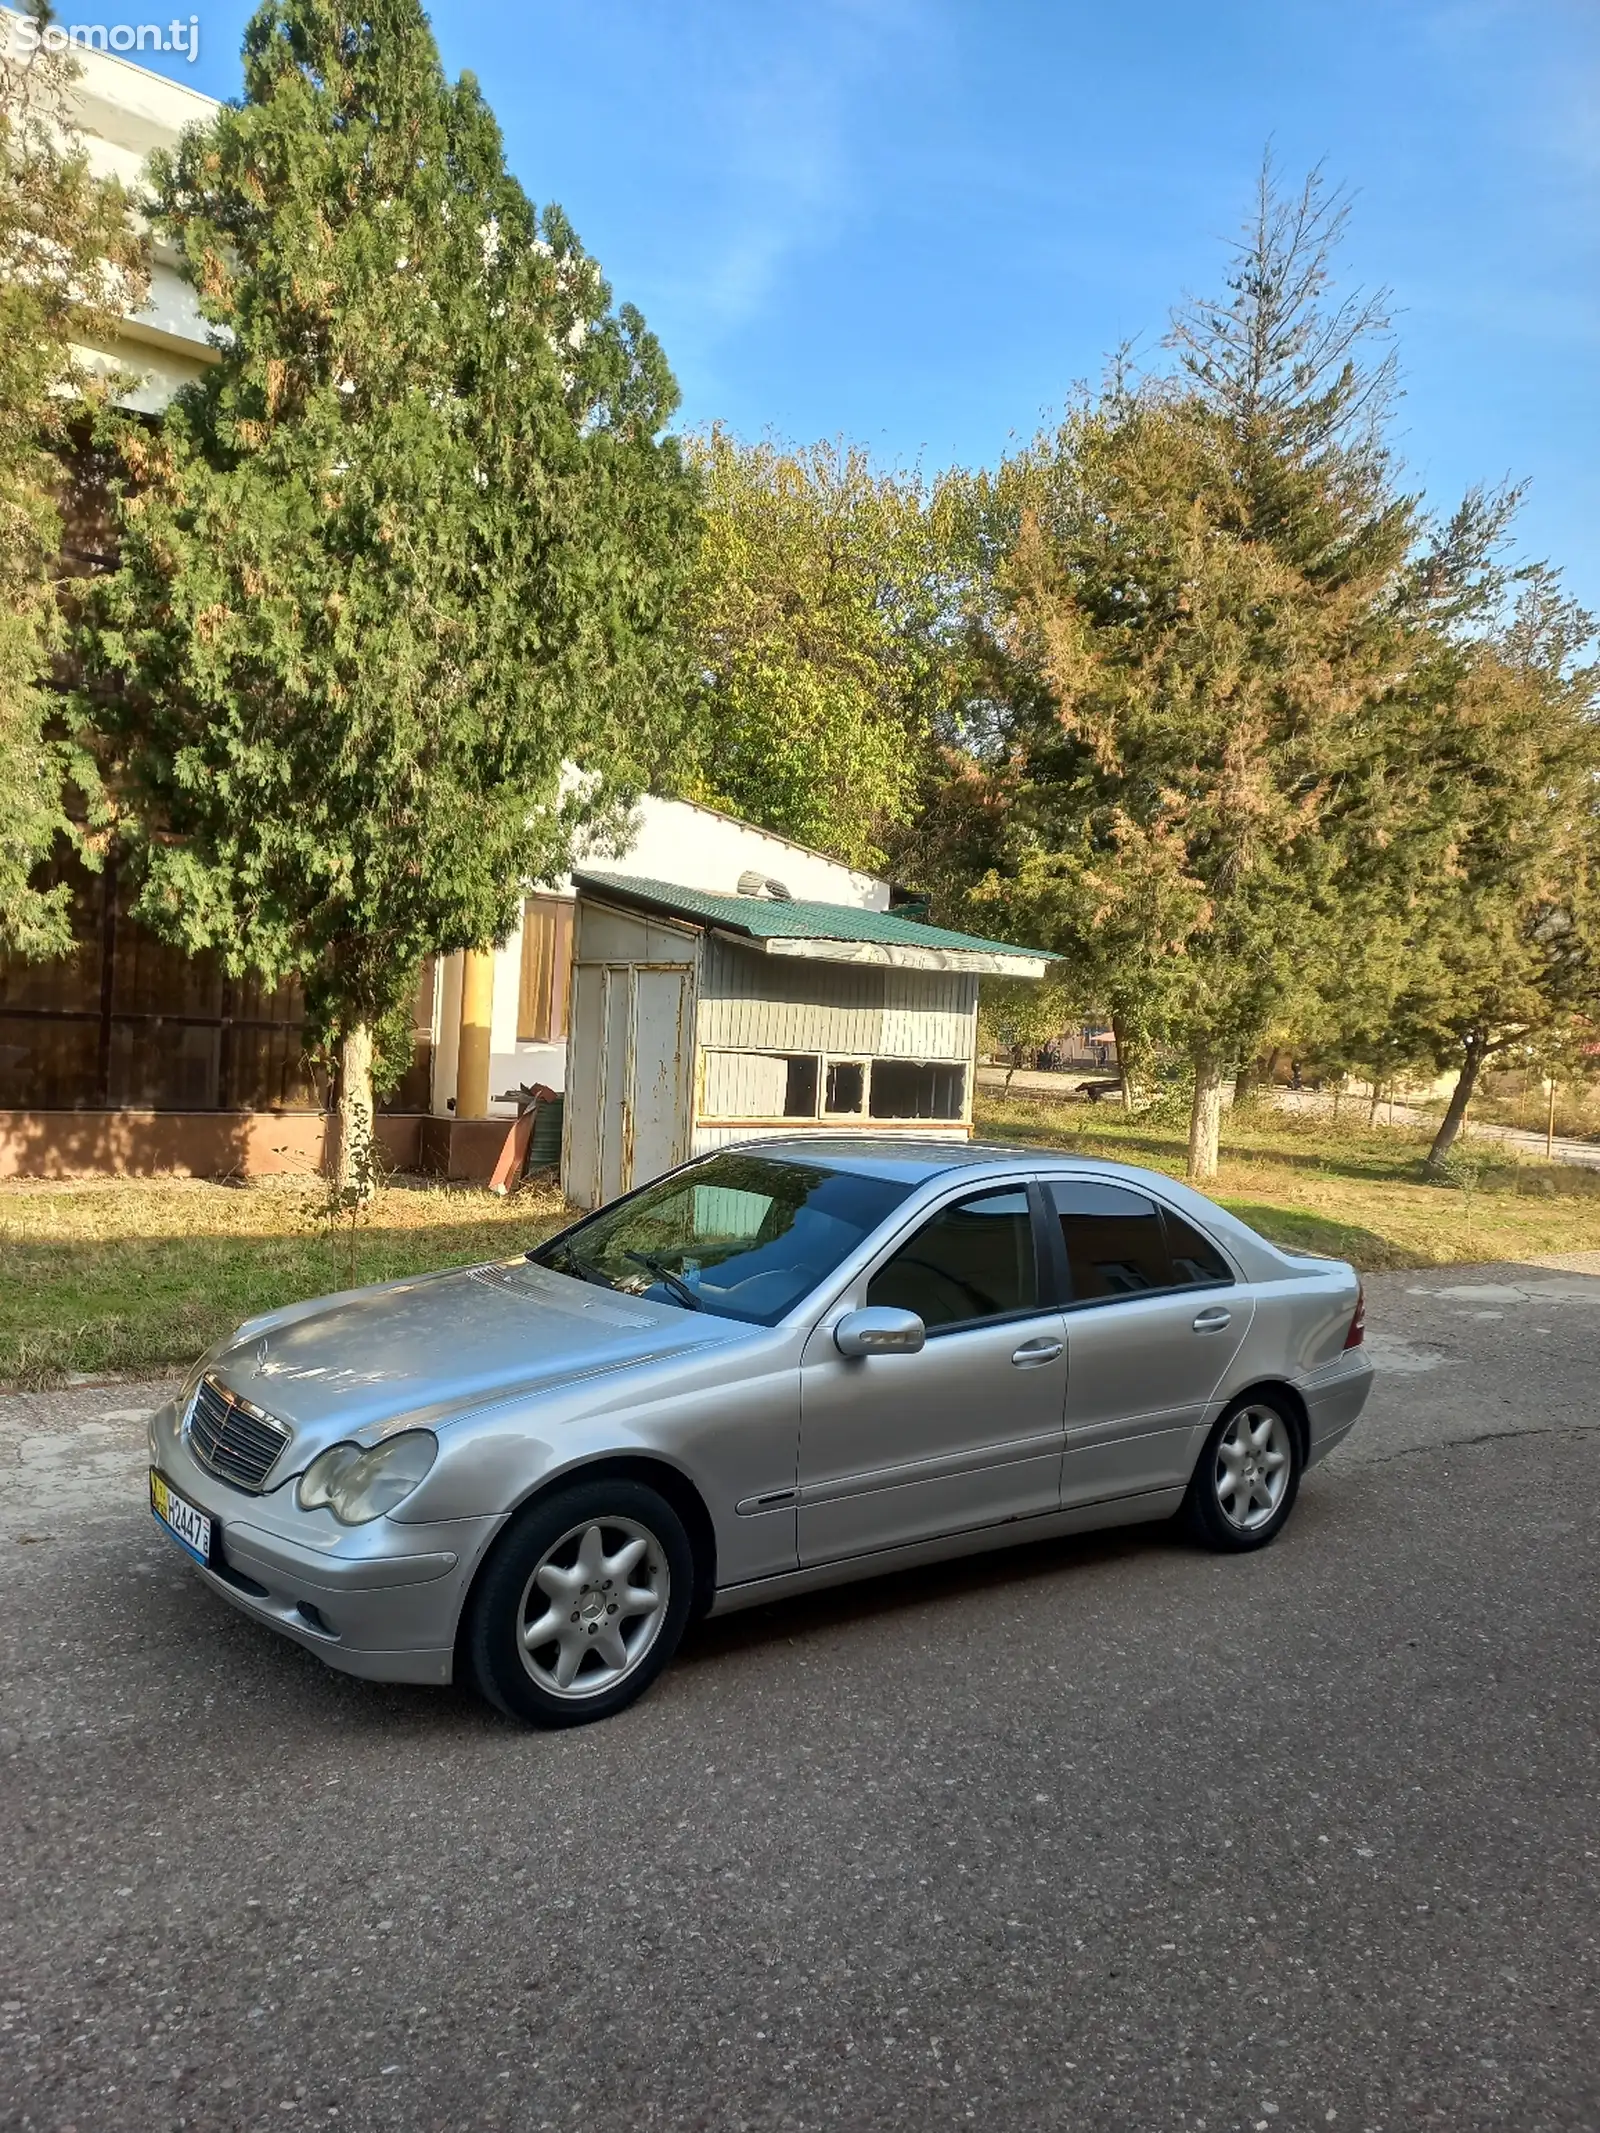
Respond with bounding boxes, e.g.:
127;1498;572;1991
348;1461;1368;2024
150;1469;213;1566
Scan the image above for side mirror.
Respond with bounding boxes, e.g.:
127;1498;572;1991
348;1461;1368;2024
834;1306;926;1358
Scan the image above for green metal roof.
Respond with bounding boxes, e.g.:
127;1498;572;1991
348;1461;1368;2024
573;872;1057;968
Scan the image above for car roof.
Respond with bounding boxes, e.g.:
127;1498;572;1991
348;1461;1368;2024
729;1136;1194;1189
727;1135;1039;1183
731;1137;1313;1284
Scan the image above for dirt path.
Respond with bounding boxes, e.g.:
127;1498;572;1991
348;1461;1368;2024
1271;1086;1600;1170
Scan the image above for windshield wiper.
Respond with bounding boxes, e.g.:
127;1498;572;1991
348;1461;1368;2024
624;1249;704;1312
538;1243;617;1291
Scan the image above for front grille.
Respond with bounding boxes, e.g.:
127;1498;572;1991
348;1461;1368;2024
186;1375;291;1492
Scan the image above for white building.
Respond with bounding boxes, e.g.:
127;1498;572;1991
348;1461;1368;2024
440;796;890;1118
16;20;223;410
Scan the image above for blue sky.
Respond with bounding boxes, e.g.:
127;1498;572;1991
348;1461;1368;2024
130;0;1599;613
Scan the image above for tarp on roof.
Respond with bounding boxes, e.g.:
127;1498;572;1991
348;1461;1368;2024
573;872;1058;978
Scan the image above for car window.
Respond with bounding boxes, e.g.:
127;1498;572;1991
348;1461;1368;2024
1161;1208;1233;1287
866;1189;1038;1333
1049;1180;1172;1301
531;1153;913;1325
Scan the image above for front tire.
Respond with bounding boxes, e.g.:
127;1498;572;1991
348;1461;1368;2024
1184;1395;1302;1552
465;1479;694;1727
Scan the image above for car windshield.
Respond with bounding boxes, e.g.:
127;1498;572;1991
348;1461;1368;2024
532;1153;913;1325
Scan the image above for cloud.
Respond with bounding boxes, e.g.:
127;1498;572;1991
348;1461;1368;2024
665;0;933;341
1420;0;1600;183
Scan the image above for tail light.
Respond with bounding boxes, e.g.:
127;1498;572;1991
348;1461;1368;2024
1343;1284;1366;1349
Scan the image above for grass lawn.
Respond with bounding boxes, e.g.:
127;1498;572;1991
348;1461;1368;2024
2;1101;1597;1389
0;1174;568;1389
974;1093;1600;1272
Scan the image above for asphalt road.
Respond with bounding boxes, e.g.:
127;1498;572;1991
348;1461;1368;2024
2;1264;1598;2133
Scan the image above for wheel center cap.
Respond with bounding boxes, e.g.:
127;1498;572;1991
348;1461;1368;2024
580;1591;606;1621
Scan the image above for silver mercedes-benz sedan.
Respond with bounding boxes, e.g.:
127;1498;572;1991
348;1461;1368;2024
148;1139;1372;1726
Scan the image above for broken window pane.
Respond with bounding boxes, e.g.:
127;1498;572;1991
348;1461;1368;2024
825;1060;865;1114
868;1061;966;1120
783;1055;819;1117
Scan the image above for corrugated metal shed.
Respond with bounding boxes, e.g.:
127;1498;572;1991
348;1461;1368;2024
697;941;972;1058
562;876;1055;1209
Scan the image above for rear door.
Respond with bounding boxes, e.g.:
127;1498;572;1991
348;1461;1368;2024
1041;1178;1254;1506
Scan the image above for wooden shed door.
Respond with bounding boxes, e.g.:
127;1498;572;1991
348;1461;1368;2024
589;962;695;1206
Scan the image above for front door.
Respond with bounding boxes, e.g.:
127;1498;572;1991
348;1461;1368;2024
1042;1178;1254;1505
797;1185;1068;1566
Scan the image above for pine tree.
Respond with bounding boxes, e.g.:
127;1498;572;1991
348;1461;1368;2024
1388;575;1600;1170
77;0;694;1180
947;164;1510;1180
982;384;1419;1178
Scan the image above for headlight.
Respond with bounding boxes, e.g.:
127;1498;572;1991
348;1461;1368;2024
297;1442;363;1511
296;1432;438;1523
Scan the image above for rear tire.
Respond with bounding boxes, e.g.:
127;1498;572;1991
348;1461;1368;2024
1184;1394;1302;1552
465;1478;694;1727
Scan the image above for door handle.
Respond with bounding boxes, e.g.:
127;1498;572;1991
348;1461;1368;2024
1192;1306;1232;1332
1012;1337;1064;1366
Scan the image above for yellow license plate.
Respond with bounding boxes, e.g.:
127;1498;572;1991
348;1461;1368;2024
150;1469;212;1565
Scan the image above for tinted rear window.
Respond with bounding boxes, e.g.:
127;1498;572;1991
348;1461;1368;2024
1049;1181;1232;1301
1050;1180;1169;1299
1162;1209;1233;1287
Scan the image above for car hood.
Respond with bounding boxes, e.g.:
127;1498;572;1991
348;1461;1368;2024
201;1258;741;1463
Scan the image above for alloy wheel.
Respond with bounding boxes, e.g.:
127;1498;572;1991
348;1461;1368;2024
517;1516;671;1699
1214;1405;1292;1531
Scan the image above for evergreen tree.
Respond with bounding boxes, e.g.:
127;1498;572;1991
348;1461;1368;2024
972;384;1418;1179
938;164;1509;1180
77;0;694;1179
1386;575;1600;1169
0;4;146;956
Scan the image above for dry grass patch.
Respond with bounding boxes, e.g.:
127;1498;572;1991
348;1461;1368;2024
975;1095;1600;1271
0;1173;569;1388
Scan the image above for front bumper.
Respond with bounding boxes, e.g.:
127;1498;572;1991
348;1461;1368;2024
148;1399;506;1685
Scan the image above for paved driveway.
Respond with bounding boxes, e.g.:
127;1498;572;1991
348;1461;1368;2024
2;1266;1597;2133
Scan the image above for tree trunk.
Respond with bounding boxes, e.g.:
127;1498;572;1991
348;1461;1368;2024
1368;1079;1381;1126
1111;1013;1134;1114
328;1021;376;1197
1187;1053;1225;1183
1425;1038;1485;1173
1232;1059;1255;1109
